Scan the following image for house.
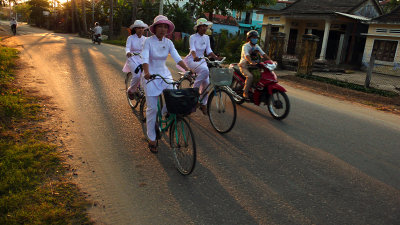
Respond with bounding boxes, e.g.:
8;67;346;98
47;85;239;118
258;0;384;66
231;9;264;34
231;1;294;35
362;5;400;76
203;13;239;35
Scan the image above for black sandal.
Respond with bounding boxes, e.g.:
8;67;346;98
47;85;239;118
148;142;158;154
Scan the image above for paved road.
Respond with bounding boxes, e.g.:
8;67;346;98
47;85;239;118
3;22;400;225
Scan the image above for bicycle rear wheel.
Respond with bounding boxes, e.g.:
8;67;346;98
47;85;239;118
169;117;196;175
207;88;237;133
125;72;140;109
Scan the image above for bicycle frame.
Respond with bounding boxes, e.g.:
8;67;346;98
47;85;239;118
155;88;190;145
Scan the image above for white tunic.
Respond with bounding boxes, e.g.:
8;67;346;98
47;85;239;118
122;34;146;73
142;35;182;96
185;33;213;62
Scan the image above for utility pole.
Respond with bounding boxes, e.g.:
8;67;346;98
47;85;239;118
159;0;163;15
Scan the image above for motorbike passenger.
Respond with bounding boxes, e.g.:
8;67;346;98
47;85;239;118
10;18;17;35
238;30;271;100
93;22;102;41
184;18;222;114
142;15;191;153
123;20;148;99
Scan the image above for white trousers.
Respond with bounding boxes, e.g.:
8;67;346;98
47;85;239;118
127;58;142;93
188;60;210;105
145;96;168;142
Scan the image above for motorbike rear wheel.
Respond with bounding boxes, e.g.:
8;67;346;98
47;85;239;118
265;90;290;120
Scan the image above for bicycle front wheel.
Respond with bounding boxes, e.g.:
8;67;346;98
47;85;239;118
125;72;140;109
207;88;237;133
169;117;196;175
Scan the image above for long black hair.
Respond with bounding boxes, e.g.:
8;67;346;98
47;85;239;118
129;27;136;36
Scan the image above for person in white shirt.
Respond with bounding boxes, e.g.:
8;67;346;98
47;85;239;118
10;18;17;34
122;20;148;99
93;22;102;36
238;30;271;99
142;15;191;153
185;18;221;114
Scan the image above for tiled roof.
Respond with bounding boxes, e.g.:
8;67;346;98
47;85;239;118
203;13;239;26
282;0;368;14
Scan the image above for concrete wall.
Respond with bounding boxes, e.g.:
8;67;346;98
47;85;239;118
212;24;239;35
362;24;400;76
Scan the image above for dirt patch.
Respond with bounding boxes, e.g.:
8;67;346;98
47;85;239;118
280;75;400;115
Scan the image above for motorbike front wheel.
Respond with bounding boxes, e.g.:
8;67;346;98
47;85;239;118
265;90;290;120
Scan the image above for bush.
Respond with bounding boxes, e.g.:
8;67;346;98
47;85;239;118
222;36;245;63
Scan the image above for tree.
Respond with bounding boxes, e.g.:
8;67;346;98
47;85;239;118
138;0;159;25
131;0;138;23
201;0;275;20
27;0;49;26
14;3;31;22
109;0;113;38
384;0;400;13
164;2;194;33
81;0;87;33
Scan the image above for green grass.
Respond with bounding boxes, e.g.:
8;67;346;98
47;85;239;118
103;39;126;46
0;45;92;224
296;73;399;98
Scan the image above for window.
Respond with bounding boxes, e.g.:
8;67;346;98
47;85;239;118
268;17;280;22
372;40;398;62
390;29;400;34
376;28;387;33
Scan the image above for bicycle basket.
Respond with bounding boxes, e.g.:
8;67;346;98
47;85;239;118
209;68;233;86
163;88;199;115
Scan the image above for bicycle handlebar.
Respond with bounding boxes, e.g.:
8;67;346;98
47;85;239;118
147;73;190;86
199;56;226;64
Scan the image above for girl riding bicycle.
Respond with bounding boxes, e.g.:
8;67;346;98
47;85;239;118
142;15;191;153
123;20;148;99
184;18;222;114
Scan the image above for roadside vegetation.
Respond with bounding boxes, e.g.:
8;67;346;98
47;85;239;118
296;74;399;97
0;43;92;224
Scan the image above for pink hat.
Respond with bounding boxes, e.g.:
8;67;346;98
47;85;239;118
149;15;175;34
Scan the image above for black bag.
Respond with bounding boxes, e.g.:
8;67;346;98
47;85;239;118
163;88;199;115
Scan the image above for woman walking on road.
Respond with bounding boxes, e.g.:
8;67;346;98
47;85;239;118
142;15;191;153
184;18;221;114
123;20;148;99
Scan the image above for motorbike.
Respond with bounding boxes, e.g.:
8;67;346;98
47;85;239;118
89;28;102;45
229;60;290;120
11;24;16;35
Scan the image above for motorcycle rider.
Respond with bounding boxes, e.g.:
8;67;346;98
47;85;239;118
10;18;17;35
123;20;148;99
93;22;102;41
238;30;271;100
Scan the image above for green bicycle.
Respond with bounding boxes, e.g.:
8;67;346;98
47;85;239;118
144;74;199;175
